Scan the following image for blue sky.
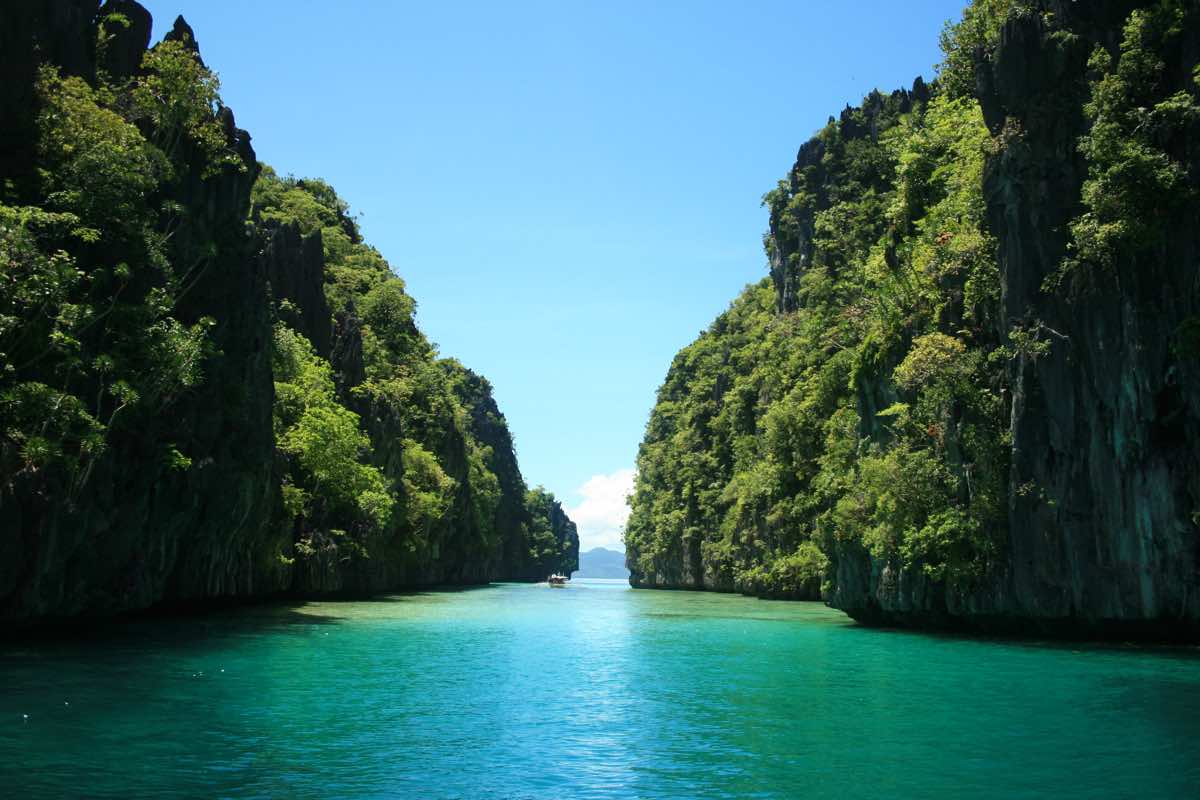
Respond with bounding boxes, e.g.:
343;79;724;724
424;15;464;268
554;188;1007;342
142;0;966;550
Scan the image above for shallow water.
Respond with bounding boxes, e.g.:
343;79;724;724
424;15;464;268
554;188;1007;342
2;580;1199;798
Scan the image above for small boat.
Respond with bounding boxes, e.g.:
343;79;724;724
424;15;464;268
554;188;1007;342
548;574;568;587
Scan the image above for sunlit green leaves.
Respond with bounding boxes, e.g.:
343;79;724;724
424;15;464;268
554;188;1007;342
1062;1;1199;281
272;323;394;539
0;381;104;476
938;0;1030;98
400;439;454;535
35;68;165;237
131;40;241;175
629;73;1008;593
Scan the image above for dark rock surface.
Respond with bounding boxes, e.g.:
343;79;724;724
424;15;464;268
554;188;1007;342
1;0;577;627
540;496;581;580
331;305;366;393
0;0;98;195
260;222;334;358
769;80;928;315
163;14;201;59
824;1;1200;638
96;0;152;80
1;3;288;624
629;0;1198;639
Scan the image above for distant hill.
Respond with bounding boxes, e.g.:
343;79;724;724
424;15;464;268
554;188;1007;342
572;547;630;579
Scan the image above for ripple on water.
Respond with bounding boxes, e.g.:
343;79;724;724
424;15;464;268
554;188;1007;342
1;581;1199;799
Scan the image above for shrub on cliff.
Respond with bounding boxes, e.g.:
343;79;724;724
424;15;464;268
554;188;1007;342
252;168;572;582
626;18;1008;595
1;43;226;507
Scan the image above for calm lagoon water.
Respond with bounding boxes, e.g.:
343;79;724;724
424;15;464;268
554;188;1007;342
2;580;1199;798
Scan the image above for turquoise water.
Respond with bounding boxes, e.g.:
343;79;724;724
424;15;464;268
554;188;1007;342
2;581;1199;798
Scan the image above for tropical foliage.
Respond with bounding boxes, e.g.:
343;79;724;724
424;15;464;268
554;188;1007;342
627;10;1018;596
1;10;575;600
251;166;577;582
628;0;1199;601
2;43;221;504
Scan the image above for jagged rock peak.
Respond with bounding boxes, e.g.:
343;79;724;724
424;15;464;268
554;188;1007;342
164;14;204;63
96;0;152;79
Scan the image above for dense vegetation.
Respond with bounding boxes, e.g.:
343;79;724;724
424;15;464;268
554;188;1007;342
251;168;577;590
626;86;1005;597
626;0;1200;634
0;3;574;621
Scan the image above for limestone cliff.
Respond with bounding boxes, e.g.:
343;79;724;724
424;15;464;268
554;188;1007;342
628;0;1200;638
0;0;574;625
1;0;287;621
829;0;1200;636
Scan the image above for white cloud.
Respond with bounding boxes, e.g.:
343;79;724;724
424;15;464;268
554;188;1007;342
564;468;635;552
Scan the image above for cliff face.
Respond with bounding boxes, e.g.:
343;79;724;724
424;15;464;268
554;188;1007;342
445;365;580;582
829;0;1200;636
252;175;580;595
768;80;931;317
629;0;1200;637
523;488;580;579
625;280;832;599
260;222;333;359
1;1;288;621
996;1;1200;629
626;86;934;601
0;0;575;625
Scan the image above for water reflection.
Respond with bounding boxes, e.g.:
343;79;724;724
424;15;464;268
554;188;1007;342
1;581;1198;799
